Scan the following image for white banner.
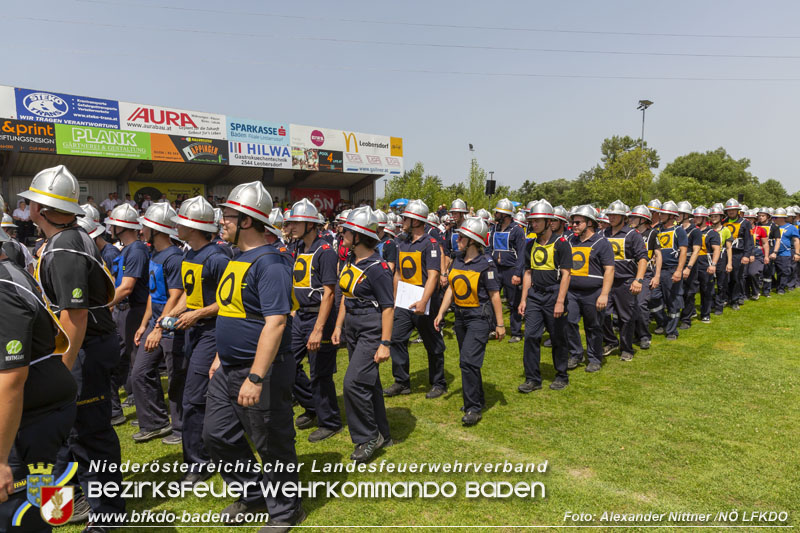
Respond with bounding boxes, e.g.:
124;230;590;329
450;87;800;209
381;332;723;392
340;130;392;156
228;142;292;168
0;85;16;119
118;102;226;139
343;152;403;175
290;124;345;151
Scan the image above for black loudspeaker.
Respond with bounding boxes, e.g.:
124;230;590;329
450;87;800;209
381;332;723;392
738;193;744;203
485;179;496;196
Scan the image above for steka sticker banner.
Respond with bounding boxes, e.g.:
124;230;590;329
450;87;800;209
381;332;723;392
228;142;291;168
151;135;228;164
343;152;403;175
128;181;206;204
0;85;16;119
55;124;151;159
292;147;319;170
119;102;225;140
317;150;343;172
226;117;289;145
291;188;341;216
0;119;56;153
15;88;119;129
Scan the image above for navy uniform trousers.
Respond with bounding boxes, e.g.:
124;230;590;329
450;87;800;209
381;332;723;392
714;254;730;312
680;266;700;326
775;255;795;291
131;325;186;434
634;271;655;343
524;287;569;384
202;353;301;523
728;251;745;305
602;279;638;354
696;268;716;319
56;333;125;517
498;266;523;337
746;255;764;298
1;402;75;532
566;287;605;365
762;257;775;295
652;267;684;337
182;321;216;472
454;307;492;413
343;310;392;444
390;295;446;390
110;303;146;417
292;310;342;430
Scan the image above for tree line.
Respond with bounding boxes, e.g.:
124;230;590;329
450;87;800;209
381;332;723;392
379;135;800;211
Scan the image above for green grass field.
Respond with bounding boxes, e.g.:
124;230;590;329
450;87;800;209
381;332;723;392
63;290;799;532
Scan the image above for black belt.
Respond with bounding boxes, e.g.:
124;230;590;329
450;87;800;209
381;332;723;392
348;307;380;315
297;306;320;313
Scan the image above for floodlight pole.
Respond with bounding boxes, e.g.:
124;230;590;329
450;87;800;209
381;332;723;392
637;100;653;203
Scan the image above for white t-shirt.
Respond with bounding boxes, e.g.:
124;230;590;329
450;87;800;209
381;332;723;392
141;200;152;211
12;207;29;221
100;198;118;212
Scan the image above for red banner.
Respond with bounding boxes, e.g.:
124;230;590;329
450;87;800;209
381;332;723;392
291;188;341;217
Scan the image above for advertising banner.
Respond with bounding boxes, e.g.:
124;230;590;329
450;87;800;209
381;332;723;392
290;188;341;215
227;117;289;145
390;136;403;157
129;182;206;204
340;130;392;156
119;102;225;139
0;119;56;153
343;152;403;175
15;87;119;128
292;147;319;170
151;134;228;164
318;150;343;172
55;124;151;159
290;124;346;152
0;85;16;119
228;142;291;168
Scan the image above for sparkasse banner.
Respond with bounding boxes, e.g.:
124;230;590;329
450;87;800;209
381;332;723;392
226;117;289;145
119;102;225;139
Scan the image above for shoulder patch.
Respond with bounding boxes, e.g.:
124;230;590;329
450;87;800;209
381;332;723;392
280;247;287;252
430;238;437;244
381;262;389;269
559;237;566;242
321;244;330;250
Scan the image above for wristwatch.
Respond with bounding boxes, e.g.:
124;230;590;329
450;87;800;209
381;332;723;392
248;373;264;384
380;340;391;347
634;278;644;283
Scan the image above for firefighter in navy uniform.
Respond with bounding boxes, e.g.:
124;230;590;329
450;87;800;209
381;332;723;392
105;203;150;419
332;207;395;461
284;199;343;443
434;216;504;425
628;205;661;350
0;235;77;533
169;197;229;484
385;199;447;399
442;198;469;271
517;200;572;391
756;207;781;297
602;200;648;361
691;207;721;323
488;198;526;343
77;213;120;280
723;198;754;309
375;210;398;272
565;205;615;373
770;208;800;293
130;203;186;444
744;209;768;300
652;201;689;340
676;201;702;329
202;182;305;531
21;165;124;531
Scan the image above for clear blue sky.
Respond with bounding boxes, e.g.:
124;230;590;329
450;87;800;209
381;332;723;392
4;0;800;194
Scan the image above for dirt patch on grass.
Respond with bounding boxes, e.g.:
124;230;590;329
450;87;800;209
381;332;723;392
567;467;595;480
713;340;746;353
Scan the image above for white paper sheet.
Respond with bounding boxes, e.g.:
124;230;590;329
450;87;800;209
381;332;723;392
394;281;431;315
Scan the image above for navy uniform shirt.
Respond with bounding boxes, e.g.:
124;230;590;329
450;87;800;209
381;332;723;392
697;227;721;266
443;227;460;259
568;232;614;291
148;245;184;323
292;237;337;309
489;221;526;276
603;226;648;280
0;260;77;414
448;253;500;308
397;233;440;287
757;222;781;250
1;240;26;270
524;232;572;292
37;227;116;338
100;242;121;278
639;227;661;275
377;235;398;266
213;238;235;259
182;242;229;312
725;217;754;254
657;224;689;269
114;240;150;306
684;223;703;260
339;253;394;311
215;245;293;366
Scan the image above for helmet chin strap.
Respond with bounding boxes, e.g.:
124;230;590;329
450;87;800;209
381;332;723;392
41;210;76;229
233;211;245;247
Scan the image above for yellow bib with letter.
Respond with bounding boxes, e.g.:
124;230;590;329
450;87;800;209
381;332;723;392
608;237;626;261
699;234;708;256
339;263;367;298
216;261;252;319
658;230;675;250
182;262;205;309
530;242;556;271
570;247;591;277
293;253;314;289
448;268;481;307
725;221;741;240
398;251;423;286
